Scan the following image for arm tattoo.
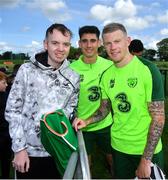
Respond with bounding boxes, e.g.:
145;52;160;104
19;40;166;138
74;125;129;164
91;99;111;123
143;101;165;160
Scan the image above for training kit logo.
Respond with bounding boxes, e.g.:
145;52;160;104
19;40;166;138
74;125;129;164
110;79;115;88
80;74;84;82
127;77;137;88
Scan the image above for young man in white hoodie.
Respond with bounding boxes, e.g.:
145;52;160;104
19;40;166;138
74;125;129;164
5;23;80;179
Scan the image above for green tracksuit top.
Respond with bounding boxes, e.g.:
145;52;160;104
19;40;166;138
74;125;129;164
70;55;113;131
100;56;164;154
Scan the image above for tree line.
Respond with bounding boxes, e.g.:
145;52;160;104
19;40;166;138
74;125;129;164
0;52;30;61
143;38;168;61
0;38;167;61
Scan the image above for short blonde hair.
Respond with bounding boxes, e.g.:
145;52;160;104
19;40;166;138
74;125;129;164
0;71;7;81
102;22;127;37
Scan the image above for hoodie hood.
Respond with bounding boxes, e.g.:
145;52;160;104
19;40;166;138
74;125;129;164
30;50;70;73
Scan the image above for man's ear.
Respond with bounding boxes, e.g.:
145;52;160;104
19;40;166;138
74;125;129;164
43;40;48;51
78;40;81;48
98;39;102;48
127;36;132;46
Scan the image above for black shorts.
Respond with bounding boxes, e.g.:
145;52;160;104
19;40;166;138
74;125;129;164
83;125;112;155
112;148;164;179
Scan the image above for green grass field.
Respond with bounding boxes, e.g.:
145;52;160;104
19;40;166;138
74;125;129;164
0;59;24;73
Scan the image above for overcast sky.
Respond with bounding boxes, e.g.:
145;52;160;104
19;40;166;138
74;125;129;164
0;0;168;55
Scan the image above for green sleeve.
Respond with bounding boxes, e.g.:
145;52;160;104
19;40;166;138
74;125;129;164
150;64;164;101
138;57;164;101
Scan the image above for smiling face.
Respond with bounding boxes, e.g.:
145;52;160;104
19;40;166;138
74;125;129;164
103;29;131;67
79;33;101;63
43;29;71;68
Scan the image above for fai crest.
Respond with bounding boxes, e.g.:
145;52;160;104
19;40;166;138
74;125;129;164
127;78;137;88
110;79;115;88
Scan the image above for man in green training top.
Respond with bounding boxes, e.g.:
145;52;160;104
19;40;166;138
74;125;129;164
129;39;144;56
129;39;164;102
73;23;165;179
70;25;113;177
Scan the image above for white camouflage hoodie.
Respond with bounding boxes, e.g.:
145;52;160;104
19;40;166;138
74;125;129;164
5;51;80;157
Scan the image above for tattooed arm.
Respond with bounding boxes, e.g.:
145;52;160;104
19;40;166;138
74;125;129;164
72;99;111;131
143;101;165;160
136;101;165;178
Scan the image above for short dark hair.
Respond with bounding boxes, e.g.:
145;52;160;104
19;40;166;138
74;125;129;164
45;23;72;39
79;25;100;39
129;39;144;53
102;22;127;37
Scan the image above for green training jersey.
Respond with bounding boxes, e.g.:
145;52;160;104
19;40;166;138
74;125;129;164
138;56;164;101
100;56;164;154
70;55;113;131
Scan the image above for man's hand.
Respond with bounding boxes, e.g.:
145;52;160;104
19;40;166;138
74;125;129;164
72;99;111;132
12;149;30;173
136;158;151;178
72;117;89;131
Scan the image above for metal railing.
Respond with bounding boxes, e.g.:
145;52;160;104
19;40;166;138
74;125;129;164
63;130;91;179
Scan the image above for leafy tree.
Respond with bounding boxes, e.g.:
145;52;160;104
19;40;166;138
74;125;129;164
0;51;30;60
98;45;108;58
1;51;12;60
156;38;168;61
25;53;30;60
68;46;81;61
143;49;156;61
